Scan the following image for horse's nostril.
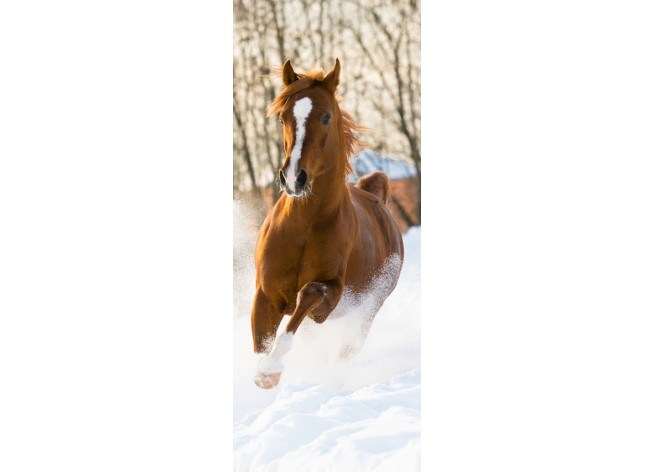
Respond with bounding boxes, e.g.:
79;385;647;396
297;169;307;188
279;169;286;185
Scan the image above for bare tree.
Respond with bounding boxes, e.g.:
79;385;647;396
233;0;421;221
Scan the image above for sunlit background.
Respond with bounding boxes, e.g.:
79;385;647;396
233;0;420;229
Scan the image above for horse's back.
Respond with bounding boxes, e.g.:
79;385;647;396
355;171;389;204
346;173;404;293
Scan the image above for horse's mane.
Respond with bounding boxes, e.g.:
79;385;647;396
267;67;365;176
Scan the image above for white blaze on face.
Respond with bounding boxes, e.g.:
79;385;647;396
286;97;313;192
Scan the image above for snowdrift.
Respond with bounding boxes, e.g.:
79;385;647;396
233;200;421;470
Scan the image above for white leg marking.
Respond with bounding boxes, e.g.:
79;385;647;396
286;97;313;192
258;331;294;374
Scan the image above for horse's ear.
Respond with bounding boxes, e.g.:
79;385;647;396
322;58;340;94
282;60;299;86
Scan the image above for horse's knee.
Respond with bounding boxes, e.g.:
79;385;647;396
308;311;330;324
301;281;343;323
286;280;343;333
297;282;327;302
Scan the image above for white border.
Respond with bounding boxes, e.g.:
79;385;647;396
0;1;231;470
428;1;655;470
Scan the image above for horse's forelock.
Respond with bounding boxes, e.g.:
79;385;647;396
266;70;326;118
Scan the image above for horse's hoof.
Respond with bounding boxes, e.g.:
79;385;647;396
254;371;281;389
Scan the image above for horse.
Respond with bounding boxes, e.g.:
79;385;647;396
250;58;405;389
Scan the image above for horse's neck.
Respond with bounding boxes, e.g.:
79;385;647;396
282;162;350;222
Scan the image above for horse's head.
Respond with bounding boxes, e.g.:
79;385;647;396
270;59;348;198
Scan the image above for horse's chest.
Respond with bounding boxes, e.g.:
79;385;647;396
258;230;347;293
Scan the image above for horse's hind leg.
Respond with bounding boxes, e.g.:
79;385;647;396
338;317;374;359
338;300;384;359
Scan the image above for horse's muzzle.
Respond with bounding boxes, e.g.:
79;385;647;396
279;168;309;197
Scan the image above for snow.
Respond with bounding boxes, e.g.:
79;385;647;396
233;200;421;471
349;150;417;182
258;331;294;374
234;370;420;472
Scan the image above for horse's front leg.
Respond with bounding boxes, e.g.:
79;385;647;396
251;289;287;389
287;279;344;332
251;289;285;354
254;279;344;389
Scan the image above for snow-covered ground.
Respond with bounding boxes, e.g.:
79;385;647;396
233;200;421;471
349;150;417;182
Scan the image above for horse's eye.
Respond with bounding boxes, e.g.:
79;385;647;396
279;117;284;125
322;113;331;125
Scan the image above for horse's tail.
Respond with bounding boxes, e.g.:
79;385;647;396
355;171;390;204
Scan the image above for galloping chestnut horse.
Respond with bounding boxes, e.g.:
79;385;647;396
251;59;404;389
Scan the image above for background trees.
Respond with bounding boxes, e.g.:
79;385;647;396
233;0;420;223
